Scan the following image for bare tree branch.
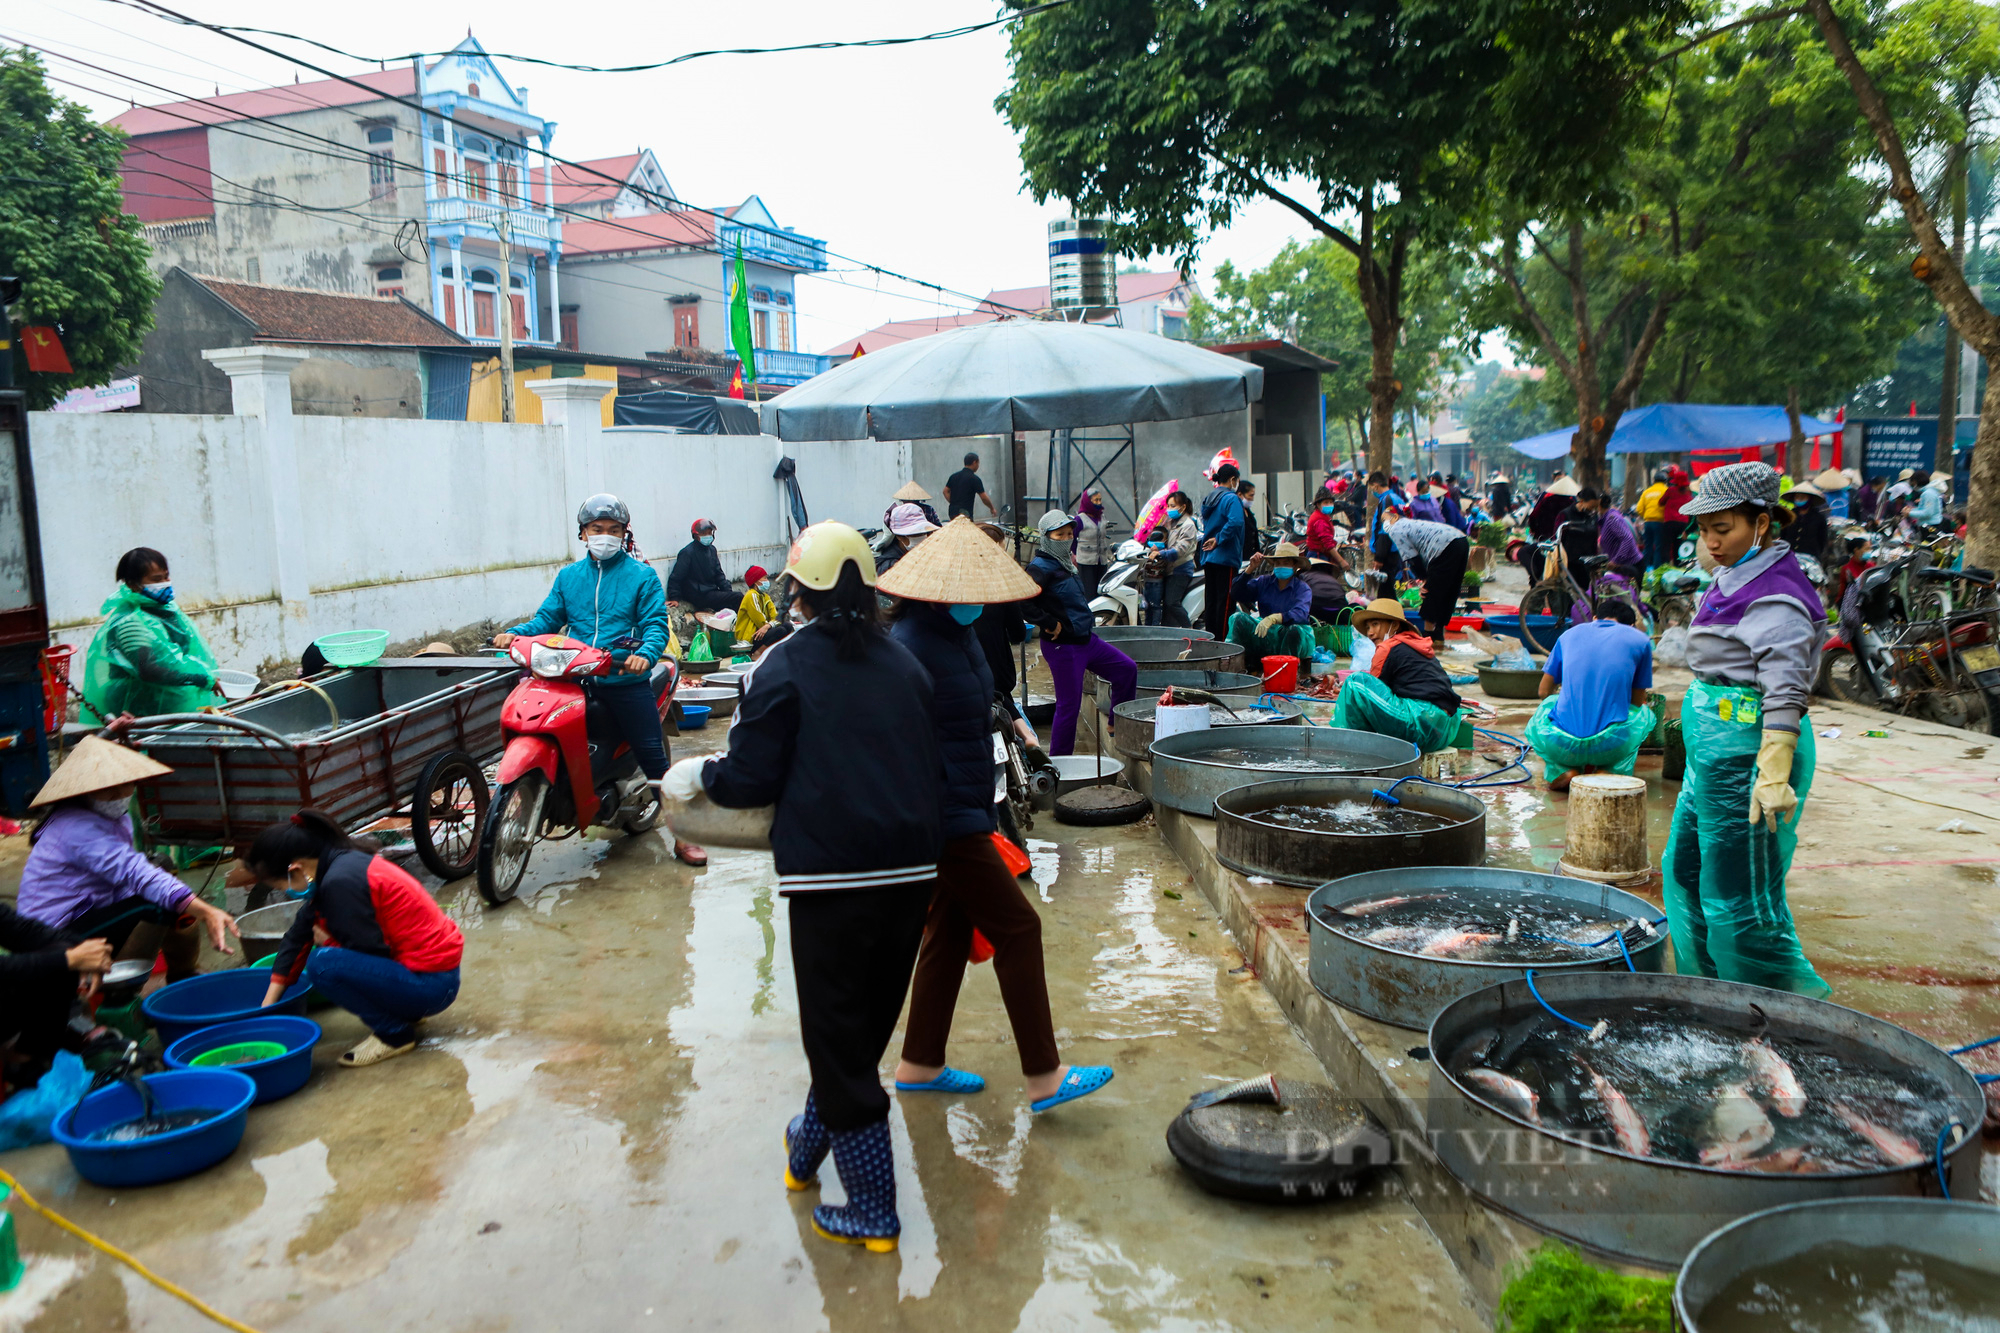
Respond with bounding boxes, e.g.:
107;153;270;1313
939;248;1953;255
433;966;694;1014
1643;5;1805;71
1479;242;1581;386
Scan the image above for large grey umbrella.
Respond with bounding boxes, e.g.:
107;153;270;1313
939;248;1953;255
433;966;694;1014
760;317;1264;441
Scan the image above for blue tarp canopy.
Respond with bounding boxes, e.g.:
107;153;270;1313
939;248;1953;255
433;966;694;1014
1508;403;1841;460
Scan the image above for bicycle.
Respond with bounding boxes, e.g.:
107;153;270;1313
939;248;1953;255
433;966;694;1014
1518;526;1645;654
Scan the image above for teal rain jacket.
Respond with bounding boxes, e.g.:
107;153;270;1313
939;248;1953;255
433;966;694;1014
508;551;669;685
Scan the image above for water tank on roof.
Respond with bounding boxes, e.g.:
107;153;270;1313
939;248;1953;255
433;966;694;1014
1047;218;1116;314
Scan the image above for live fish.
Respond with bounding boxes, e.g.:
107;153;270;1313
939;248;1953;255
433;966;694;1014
1344;895;1433;917
1832;1102;1925;1167
1698;1083;1776;1166
1579;1061;1650;1157
1464;1067;1541;1124
1743;1038;1807;1118
1420;930;1501;957
1362;925;1440;951
1733;1146;1827;1175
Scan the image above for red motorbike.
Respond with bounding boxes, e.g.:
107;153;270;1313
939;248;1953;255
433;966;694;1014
476;633;678;904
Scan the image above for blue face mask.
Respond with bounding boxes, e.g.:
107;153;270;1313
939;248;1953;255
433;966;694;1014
947;604;983;625
698;534;714;547
1148;538;1166;549
1320;504;1335;515
1273;567;1294;580
142;583;174;604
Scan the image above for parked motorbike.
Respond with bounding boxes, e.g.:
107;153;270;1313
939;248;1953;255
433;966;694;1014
1088;538;1205;626
1819;557;2000;734
476;633;678;904
993;698;1057;855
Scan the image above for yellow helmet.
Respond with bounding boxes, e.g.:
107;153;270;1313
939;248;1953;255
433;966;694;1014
782;521;877;590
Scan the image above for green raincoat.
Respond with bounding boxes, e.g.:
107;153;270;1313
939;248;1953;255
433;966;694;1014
81;585;218;721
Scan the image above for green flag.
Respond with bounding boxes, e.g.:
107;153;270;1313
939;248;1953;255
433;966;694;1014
729;238;758;384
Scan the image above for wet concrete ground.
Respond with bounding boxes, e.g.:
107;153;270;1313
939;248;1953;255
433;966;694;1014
0;725;1481;1331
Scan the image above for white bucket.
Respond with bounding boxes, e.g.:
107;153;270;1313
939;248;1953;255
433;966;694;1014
214;669;259;701
1153;703;1212;741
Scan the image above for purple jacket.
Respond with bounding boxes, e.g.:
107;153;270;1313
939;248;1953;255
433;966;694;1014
16;805;192;930
1236;573;1313;624
1599;508;1642;569
1410;495;1445;524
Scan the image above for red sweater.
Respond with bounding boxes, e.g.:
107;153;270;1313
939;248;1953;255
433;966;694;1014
270;848;463;984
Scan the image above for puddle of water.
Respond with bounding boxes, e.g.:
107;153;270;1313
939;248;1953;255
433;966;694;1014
1087;867;1221;1038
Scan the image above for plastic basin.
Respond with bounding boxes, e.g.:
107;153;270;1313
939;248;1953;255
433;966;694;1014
1480;613;1568;645
313;629;390;667
53;1069;256;1187
678;704;711;730
213;668;259;700
165;1015;321;1104
143;970;310;1045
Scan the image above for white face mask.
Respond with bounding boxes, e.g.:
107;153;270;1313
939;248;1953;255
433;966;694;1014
90;796;129;820
585;534;623;560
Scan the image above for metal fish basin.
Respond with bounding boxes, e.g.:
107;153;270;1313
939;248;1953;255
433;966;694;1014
1093;625;1214;645
1147;725;1420;816
1094;670;1263;718
1111;696;1302;764
1424;970;1984;1268
1675;1198;2000;1330
1306;867;1662;1028
1114;638;1247;674
1223;781;1485;890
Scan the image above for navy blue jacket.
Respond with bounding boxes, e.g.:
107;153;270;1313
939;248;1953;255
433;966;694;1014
891;604;997;840
1199;486;1245;568
1026;553;1094;643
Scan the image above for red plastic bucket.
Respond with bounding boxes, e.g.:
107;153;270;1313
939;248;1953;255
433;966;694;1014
1261;655;1300;695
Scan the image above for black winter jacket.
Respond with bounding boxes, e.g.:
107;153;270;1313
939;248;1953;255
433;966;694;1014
0;902;75;992
1025;553;1094;643
666;539;735;612
704;618;944;892
1379;642;1462;714
891;604;997;841
973;602;1026;720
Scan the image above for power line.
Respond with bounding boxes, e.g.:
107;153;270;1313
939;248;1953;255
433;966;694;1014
125;2;1074;75
95;0;1044;319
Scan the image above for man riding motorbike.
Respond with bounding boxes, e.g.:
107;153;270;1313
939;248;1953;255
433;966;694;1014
494;495;705;867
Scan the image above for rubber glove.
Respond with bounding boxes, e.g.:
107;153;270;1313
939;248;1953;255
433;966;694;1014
1257;613;1283;638
659;755;712;802
1746;730;1799;831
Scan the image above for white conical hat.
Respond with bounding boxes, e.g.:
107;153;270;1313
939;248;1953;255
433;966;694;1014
32;735;172;807
877;516;1040;603
892;481;933;502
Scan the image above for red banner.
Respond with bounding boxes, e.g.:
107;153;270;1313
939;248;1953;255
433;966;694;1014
21;327;71;374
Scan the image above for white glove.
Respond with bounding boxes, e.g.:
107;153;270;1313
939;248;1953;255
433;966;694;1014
659;756;712;802
1257;613;1283;638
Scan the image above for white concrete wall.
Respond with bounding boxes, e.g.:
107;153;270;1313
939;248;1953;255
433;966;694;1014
36;385;914;675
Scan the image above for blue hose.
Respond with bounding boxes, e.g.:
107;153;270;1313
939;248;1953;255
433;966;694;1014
1936;1121;1965;1199
1522;969;1596;1033
1948;1033;2000;1056
1615;930;1637;973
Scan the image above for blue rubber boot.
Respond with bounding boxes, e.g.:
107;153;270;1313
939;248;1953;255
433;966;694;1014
784;1092;830;1192
812;1120;900;1253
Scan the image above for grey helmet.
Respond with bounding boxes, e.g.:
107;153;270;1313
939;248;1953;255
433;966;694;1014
577;493;630;533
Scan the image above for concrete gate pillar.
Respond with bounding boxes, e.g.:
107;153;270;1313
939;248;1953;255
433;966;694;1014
528;377;617;502
202;346;313;659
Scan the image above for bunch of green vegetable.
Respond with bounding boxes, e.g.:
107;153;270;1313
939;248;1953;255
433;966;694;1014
1493;1244;1673;1333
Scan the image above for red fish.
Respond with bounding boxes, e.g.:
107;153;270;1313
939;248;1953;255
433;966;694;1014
1698;1084;1776;1165
1420;930;1501;957
1832;1102;1925;1167
1743;1038;1807;1118
1579;1061;1650;1157
1464;1068;1541;1124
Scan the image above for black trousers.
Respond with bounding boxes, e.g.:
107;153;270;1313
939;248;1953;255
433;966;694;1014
1202;564;1234;640
1161;571;1194;628
585;681;669;780
1418;538;1470;641
0;966;76;1079
789;881;933;1132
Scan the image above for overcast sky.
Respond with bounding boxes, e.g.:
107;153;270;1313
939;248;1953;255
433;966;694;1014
15;0;1318;354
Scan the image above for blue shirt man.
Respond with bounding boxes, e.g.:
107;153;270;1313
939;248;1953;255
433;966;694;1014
1542;610;1653;737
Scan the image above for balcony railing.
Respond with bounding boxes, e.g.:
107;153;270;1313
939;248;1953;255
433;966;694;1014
737;348;831;386
719;221;828;273
427;197;561;244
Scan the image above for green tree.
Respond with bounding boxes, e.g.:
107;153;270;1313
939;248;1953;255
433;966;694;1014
0;49;157;409
1476;14;1882;490
997;0;1695;478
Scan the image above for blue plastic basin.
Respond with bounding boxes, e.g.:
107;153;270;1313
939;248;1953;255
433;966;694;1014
678;703;711;730
164;1015;321;1105
1480;613;1570;645
53;1069;257;1187
142;970;311;1045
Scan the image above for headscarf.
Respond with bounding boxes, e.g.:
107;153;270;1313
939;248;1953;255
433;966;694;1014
1036;522;1078;575
1074;490;1104;522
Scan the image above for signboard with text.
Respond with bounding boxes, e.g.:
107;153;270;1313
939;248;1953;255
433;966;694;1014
1856;418;1937;479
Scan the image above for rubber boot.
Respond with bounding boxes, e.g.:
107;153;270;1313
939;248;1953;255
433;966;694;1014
811;1120;899;1253
785;1091;829;1191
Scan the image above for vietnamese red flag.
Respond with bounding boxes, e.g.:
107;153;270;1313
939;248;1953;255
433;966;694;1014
728;363;745;400
22;327;71;374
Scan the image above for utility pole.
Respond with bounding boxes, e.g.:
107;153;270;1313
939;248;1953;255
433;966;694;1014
494;212;517;424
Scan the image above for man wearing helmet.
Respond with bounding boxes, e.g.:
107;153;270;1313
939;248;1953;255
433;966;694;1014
667;518;737;629
495;495;703;865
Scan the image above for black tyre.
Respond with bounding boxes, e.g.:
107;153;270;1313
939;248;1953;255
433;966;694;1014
1166;1079;1388;1203
1652;595;1695;633
1518;583;1574;655
477;772;547;905
411;750;490;880
1053;785;1151;826
1819;646;1878;705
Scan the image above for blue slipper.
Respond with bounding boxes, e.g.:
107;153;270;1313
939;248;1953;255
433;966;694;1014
894;1067;985;1094
1031;1065;1114;1113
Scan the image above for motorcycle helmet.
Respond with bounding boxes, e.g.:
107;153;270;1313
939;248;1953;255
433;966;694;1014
783;521;878;590
577;493;631;533
691;517;717;537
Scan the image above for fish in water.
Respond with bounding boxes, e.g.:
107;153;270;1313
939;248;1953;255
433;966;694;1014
1362;925;1440;951
1344;895;1421;916
1579;1060;1650;1157
1464;1067;1541;1124
1743;1037;1807;1118
1698;1083;1776;1166
1733;1146;1827;1175
1831;1101;1925;1167
1420;930;1502;957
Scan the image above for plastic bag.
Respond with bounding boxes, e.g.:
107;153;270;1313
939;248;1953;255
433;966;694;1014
1348;635;1375;674
1495;645;1538;672
685;633;714;663
0;1051;91;1150
1654;626;1689;669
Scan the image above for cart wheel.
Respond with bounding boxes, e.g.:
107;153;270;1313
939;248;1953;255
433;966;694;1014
412;750;490;881
477;772;547;906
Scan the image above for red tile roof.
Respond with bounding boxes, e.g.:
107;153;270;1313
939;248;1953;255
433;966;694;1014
528;154;643;209
822;311;997;358
561;209;716;257
193;275;465;346
108;69;417;136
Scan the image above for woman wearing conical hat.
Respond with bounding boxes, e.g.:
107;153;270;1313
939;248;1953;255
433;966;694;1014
15;736;239;986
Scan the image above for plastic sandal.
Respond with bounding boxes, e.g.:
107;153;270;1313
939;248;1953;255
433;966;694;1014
894;1067;985;1094
1030;1065;1114;1113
